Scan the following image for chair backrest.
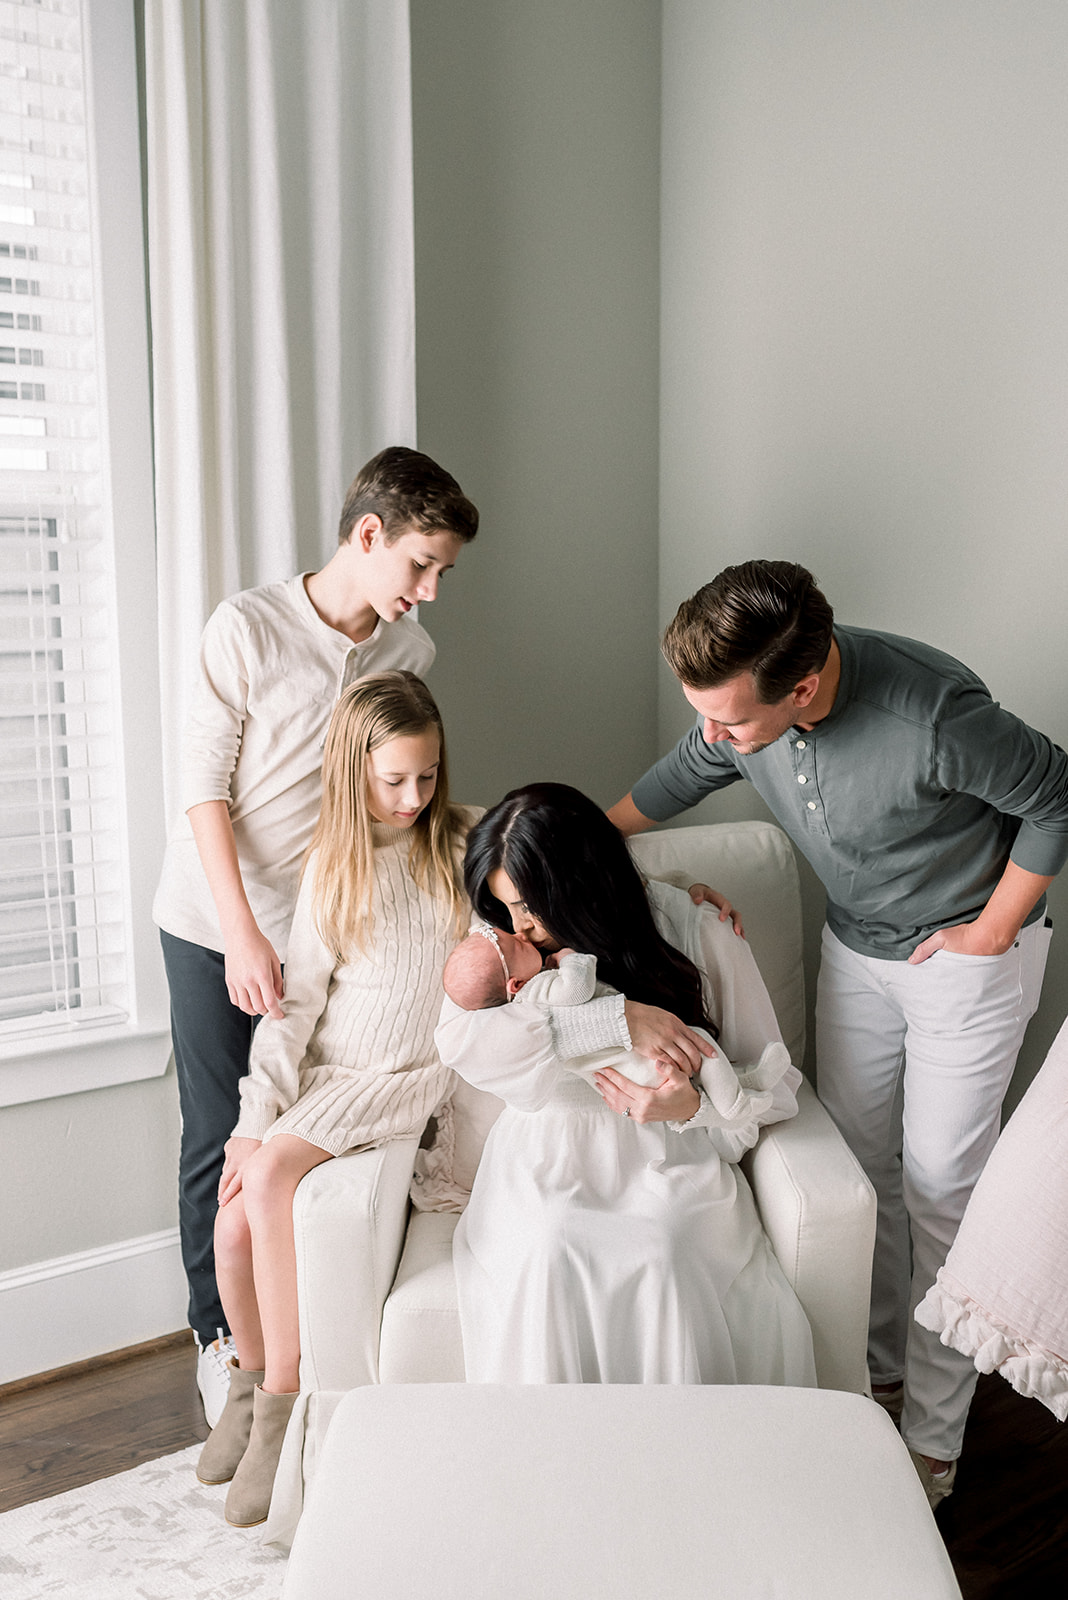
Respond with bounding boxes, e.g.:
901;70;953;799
628;820;806;1066
448;819;807;1190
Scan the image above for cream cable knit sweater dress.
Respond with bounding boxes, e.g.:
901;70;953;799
231;827;463;1157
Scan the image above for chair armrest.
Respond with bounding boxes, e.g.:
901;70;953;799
743;1077;875;1394
293;1136;419;1391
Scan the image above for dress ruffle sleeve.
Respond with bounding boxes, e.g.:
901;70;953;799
675;1041;797;1161
435;995;566;1112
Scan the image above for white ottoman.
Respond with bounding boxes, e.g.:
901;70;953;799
282;1385;961;1600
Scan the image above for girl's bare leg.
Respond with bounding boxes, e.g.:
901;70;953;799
214;1191;265;1371
239;1134;334;1394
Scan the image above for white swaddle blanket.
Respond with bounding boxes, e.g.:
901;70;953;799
508;939;796;1162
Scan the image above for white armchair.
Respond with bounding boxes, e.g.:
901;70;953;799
267;821;877;1547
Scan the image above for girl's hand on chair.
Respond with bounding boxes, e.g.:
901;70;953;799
594;1062;701;1124
688;883;745;938
218;1137;262;1205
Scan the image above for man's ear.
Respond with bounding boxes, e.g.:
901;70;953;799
791;672;821;711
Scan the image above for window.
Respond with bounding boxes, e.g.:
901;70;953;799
0;0;167;1106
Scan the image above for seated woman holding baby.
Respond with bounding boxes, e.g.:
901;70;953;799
434;782;817;1387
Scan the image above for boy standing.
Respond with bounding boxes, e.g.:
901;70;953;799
153;446;478;1421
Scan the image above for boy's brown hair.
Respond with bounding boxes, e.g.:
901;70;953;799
338;446;479;546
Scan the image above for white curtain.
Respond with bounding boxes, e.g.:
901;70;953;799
144;0;415;806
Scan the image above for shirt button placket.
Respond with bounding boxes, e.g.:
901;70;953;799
794;738;823;830
340;647;360;695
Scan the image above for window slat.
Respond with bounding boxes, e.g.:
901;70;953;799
0;0;130;1035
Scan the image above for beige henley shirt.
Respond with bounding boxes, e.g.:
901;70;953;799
152;573;435;958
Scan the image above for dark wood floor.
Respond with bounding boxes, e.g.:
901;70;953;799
0;1332;207;1514
1;1336;1065;1595
936;1372;1068;1598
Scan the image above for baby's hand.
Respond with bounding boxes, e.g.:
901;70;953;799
545;947;577;968
688;883;745;938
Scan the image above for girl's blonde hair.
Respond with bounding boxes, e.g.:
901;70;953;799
309;671;467;958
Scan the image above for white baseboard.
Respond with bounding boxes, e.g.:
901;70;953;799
0;1228;187;1385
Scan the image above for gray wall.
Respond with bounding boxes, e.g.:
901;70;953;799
0;1075;180;1271
410;0;663;810
660;0;1068;1103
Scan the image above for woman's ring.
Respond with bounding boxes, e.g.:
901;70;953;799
622;1106;631;1117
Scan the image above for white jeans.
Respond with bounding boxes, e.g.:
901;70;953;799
815;918;1052;1461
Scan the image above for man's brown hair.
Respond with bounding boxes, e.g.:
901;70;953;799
662;560;834;704
338;446;479;546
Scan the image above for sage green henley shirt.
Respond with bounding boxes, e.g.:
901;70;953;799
631;626;1068;960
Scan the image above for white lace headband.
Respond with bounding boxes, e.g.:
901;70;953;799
474;922;510;984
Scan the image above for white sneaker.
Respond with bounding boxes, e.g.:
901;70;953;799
196;1329;238;1428
909;1450;958;1510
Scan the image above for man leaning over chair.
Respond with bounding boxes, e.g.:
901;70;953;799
608;559;1068;1508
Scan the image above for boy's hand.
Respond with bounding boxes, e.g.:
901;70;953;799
225;927;284;1018
688;883;745;938
218;1136;262;1205
187;803;285;1015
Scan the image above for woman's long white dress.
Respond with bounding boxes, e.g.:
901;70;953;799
434;881;818;1386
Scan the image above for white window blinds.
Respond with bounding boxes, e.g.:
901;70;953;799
0;0;128;1040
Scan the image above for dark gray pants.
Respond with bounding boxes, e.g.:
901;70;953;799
160;929;261;1345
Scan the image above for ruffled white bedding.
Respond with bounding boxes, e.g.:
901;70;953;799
915;1014;1068;1420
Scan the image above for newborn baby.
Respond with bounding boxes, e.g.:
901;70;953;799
443;923;596;1006
442;925;663;1088
441;924;794;1157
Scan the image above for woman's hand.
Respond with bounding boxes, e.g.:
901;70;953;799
623;1000;715;1075
688;883;745;938
594;1062;701;1124
218;1136;262;1206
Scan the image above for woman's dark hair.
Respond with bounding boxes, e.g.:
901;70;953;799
464;783;715;1033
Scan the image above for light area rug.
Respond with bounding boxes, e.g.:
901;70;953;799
0;1445;287;1599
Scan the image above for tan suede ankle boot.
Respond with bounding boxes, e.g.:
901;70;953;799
195;1360;264;1486
224;1384;298;1527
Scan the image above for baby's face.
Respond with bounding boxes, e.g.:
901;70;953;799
498;930;544;986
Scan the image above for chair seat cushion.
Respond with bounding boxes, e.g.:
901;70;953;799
377;1211;464;1383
